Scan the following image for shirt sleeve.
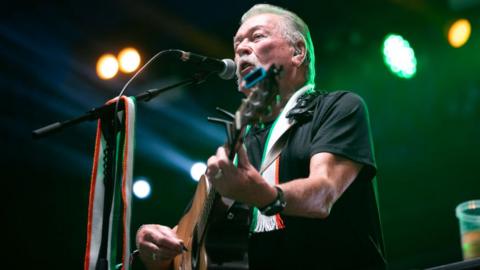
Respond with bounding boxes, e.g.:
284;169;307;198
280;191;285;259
309;91;377;179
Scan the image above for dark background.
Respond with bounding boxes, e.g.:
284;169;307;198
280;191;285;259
2;0;479;269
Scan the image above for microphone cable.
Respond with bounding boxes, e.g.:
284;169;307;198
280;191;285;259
111;48;181;198
113;48;181;125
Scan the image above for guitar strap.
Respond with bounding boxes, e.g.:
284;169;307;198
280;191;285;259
250;84;313;233
84;96;136;270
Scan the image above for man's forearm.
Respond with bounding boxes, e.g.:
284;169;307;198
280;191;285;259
279;177;336;218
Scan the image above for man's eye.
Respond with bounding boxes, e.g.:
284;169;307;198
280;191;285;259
253;33;265;40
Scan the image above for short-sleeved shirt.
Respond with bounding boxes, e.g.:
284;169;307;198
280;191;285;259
245;91;386;270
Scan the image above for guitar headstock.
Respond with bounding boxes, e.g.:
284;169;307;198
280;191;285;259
235;65;283;130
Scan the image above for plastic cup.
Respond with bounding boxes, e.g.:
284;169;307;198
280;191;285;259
456;200;480;260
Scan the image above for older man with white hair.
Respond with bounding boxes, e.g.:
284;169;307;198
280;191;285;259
136;4;386;270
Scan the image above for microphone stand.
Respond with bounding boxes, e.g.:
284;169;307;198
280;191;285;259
32;71;211;139
32;71;211;270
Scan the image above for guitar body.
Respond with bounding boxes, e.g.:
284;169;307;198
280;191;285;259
173;175;250;270
174;175;210;270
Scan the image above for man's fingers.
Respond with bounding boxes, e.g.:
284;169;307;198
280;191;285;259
162;226;180;240
151;232;183;253
216;146;229;159
206;156;218;174
156;246;182;259
140;242;180;261
161;229;185;252
138;242;161;261
140;225;184;254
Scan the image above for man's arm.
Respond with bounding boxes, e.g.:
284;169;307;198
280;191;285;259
279;152;362;218
206;146;362;219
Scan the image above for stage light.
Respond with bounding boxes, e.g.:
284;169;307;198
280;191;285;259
190;162;207;182
118;47;141;73
382;34;417;79
96;54;119;79
448;19;471;48
133;179;151;199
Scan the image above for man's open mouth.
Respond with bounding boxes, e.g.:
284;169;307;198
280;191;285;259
239;61;256;76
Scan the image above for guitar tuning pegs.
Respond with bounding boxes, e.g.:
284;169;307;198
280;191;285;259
215;107;235;120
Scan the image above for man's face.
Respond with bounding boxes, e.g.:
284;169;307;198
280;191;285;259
233;13;295;91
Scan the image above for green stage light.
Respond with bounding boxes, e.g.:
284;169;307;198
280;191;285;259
382;34;417;79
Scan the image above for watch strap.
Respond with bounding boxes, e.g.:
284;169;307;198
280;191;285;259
259;186;287;216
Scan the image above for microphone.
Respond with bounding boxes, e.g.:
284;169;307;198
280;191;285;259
176;50;236;80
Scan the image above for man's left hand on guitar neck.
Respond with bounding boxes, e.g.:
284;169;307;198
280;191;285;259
205;145;278;210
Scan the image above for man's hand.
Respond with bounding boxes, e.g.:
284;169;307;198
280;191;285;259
205;145;277;208
136;224;184;270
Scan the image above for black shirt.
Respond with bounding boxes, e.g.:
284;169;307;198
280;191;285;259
245;91;386;270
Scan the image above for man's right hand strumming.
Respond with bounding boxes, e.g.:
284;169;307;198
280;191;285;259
136;224;184;270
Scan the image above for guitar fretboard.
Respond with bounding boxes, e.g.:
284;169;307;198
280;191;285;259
197;181;216;241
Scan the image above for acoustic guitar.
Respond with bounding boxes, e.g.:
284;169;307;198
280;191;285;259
173;65;282;270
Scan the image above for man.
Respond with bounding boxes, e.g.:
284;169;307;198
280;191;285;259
136;4;386;269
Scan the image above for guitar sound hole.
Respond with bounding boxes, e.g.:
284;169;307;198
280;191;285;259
191;226;199;270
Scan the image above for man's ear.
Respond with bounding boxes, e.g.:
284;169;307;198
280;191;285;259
292;41;306;67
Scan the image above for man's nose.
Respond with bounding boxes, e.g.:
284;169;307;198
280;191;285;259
235;41;253;57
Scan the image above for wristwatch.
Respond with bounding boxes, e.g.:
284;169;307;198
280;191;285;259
259;186;287;216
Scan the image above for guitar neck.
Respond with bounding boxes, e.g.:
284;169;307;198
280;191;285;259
174;66;281;270
227;126;245;161
201;123;243;225
200;65;281;236
197;183;217;238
